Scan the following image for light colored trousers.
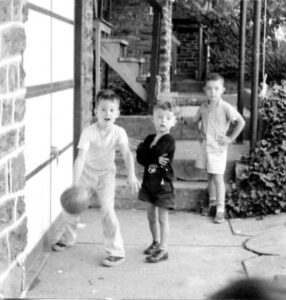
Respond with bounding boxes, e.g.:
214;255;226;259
55;170;125;257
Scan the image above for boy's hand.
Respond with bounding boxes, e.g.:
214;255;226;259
127;174;140;194
159;153;169;166
217;135;232;146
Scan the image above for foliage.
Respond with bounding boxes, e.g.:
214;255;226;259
225;83;286;218
109;81;148;115
179;0;286;81
265;40;286;82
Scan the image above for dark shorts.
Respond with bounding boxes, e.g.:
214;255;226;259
138;176;175;210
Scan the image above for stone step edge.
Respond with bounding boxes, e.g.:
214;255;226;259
113;177;208;211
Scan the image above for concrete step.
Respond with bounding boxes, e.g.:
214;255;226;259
114;177;208;211
116;96;251;140
116;114;250;141
116;140;250;182
172;79;204;92
173;93;241;107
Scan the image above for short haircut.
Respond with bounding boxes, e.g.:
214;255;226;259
154;101;176;114
205;73;225;86
96;89;120;106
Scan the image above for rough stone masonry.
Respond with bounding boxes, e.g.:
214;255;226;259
0;0;28;297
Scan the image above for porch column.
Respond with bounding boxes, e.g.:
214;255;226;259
237;0;247;143
74;0;94;158
159;0;173;93
250;0;262;151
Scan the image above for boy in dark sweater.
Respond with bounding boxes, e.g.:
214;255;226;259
136;102;177;263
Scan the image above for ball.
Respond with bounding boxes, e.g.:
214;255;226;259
60;186;90;214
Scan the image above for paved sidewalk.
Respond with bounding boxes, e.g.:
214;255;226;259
25;209;286;300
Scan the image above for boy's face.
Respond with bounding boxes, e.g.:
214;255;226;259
153;108;176;134
95;99;120;127
203;79;225;103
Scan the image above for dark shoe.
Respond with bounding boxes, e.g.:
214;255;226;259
201;205;216;217
214;211;225;224
101;256;125;267
143;241;160;255
146;249;168;263
201;205;211;216
51;241;70;252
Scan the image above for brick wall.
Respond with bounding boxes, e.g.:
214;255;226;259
0;0;28;297
174;24;200;78
172;2;201;78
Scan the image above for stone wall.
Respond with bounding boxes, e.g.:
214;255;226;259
159;0;172;92
110;0;173;93
0;0;28;297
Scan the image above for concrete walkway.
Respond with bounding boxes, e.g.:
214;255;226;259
25;209;286;300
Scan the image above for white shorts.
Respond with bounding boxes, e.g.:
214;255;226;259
195;140;227;175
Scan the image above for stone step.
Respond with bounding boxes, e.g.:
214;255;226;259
114;177;208;211
116;140;250;182
173;93;240;107
172;79;204;92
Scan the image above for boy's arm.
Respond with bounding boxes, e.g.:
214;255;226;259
228;114;245;142
136;141;149;166
119;143;140;193
157;136;176;172
73;149;87;185
191;106;204;141
218;113;246;145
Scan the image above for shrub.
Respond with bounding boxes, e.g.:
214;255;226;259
226;82;286;218
109;82;148;115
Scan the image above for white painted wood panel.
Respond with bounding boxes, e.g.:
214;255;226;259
28;0;51;11
51;89;73;149
50;149;73;223
24;0;75;255
52;0;74;21
25;95;51;174
51;18;74;82
25;167;51;252
24;10;51;86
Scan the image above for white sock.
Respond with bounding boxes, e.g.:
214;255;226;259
209;198;216;206
216;203;224;213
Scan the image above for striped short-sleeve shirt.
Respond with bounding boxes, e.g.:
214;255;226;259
194;99;242;153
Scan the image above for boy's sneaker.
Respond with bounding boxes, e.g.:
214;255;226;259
201;205;211;216
214;211;225;224
51;241;70;252
143;241;160;255
146;249;168;263
201;205;216;217
101;256;125;267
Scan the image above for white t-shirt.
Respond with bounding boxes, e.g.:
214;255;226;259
78;123;128;175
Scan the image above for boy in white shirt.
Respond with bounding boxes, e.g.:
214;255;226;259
52;89;139;267
193;73;245;223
